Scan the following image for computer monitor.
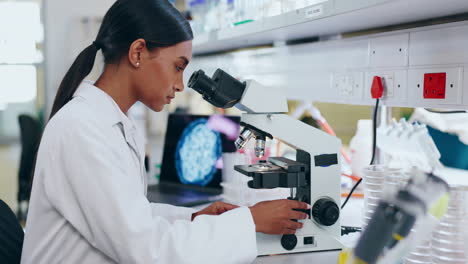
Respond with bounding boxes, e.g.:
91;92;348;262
160;113;241;189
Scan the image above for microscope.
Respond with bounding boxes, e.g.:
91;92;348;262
188;69;342;255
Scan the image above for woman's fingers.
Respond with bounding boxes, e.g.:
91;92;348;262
287;200;310;210
288;211;309;220
284;220;303;230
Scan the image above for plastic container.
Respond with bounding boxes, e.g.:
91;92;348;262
405;240;432;264
361;165;405;227
430;186;468;264
349;120;373;178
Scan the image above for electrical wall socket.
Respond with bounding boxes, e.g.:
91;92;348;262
381;73;395;97
408;67;462;105
333;72;364;99
423;73;446;99
364;70;407;103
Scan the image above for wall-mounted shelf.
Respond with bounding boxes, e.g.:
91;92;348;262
193;0;468;55
186;21;468;110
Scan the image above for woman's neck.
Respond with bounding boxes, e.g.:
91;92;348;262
94;65;137;114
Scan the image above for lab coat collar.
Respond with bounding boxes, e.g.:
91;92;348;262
73;81;137;141
74;81;146;193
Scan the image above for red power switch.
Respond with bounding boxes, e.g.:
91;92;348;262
424;73;446;99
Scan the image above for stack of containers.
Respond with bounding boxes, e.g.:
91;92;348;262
405;238;432;264
362;165;405;227
430;186;468;264
405;186;468;264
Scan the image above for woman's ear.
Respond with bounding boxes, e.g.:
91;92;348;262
128;38;146;68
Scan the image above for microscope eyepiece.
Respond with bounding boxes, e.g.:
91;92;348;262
188;68;247;109
188;70;216;99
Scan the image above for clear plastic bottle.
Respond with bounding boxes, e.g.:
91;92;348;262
349;119;373;178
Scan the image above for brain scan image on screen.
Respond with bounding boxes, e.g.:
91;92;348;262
175;118;222;186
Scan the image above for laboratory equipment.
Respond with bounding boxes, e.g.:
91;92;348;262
377;118;443;173
344;170;450;264
188;68;342;255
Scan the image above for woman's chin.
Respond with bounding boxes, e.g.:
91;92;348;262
148;103;164;112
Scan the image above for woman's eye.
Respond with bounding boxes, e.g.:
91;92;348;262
176;66;184;72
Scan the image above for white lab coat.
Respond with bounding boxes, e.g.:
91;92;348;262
21;81;257;264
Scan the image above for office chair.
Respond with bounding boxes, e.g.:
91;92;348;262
0;199;24;264
17;115;42;223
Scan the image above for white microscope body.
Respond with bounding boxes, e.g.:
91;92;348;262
236;80;343;255
188;69;343;256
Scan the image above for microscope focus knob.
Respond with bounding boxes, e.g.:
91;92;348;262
281;234;297;251
312;198;340;226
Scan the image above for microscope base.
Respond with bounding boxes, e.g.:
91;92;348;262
256;221;342;256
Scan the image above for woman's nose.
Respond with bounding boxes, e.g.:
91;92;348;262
175;80;184;92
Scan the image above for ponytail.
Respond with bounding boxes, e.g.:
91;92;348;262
49;44;100;119
49;0;193;120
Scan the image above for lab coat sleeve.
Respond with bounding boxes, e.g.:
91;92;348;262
43;121;257;264
149;203;195;223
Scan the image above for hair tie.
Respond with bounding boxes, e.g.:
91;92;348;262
92;40;103;50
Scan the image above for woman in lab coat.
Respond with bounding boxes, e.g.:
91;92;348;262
21;0;310;263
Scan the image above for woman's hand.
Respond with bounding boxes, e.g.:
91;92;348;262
249;199;310;235
191;201;239;221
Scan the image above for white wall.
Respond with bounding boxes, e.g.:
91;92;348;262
44;0;115;117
